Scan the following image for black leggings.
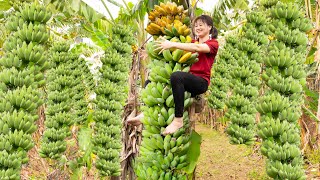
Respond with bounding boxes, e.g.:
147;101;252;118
170;71;208;117
144;72;208;117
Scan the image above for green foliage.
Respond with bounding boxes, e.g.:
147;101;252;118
45;0;104;23
0;0;11;11
211;0;249;31
305;149;320;165
182;131;201;174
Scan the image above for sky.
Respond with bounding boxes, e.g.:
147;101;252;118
82;0;219;19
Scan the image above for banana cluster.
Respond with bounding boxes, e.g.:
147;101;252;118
266;157;305;179
270;3;301;21
16;3;51;23
146;2;190;38
256;2;311;179
290;18;313;33
226;124;255;145
71;56;93;124
0;150;25;179
260;0;278;8
256;91;290;114
0;128;34;152
135;3;194;179
39;42;75;159
264;71;303;94
236;38;260;54
243;24;269;45
146;36;198;65
234;84;259;98
246;11;268;26
272;19;309;47
264;45;301;67
136;108;191;179
258;117;294;139
148;60;191;84
141;81;193;109
93;24;135;177
225;9;270;145
207;49;231;110
0;2;50;179
229;66;253;79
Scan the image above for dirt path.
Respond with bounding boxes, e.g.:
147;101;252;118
195;123;268;180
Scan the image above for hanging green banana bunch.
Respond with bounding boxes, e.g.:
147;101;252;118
256;1;312;179
135;2;197;179
225;11;269;145
92;24;135;177
0;2;51;179
222;37;257;145
39;42;78;159
207;44;233;110
69;55;93;124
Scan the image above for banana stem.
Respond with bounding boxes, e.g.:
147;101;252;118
308;0;312;20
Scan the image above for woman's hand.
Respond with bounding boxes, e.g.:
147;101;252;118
154;37;175;54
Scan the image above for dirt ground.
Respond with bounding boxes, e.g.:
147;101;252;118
194;122;320;180
195;123;269;180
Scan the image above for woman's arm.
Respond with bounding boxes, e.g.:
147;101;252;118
155;39;210;54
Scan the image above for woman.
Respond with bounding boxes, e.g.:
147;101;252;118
128;15;219;135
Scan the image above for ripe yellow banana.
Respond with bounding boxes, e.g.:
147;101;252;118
178;52;192;63
183;28;191;36
154;5;167;15
186;35;192;43
177;6;184;13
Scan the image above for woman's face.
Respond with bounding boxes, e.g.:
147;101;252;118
194;20;212;38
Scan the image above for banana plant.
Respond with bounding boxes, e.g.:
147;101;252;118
210;0;249;32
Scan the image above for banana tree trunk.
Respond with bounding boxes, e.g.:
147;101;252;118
121;51;141;180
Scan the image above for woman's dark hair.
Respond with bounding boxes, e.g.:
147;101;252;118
193;15;218;39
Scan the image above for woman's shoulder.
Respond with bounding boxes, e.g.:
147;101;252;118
206;39;219;47
207;38;218;43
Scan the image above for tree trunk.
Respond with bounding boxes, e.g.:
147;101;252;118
120;52;141;180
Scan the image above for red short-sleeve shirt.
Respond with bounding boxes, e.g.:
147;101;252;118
190;39;219;85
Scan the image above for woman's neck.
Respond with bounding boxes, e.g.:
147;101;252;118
198;34;210;43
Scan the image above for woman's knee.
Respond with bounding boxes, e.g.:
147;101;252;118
170;71;184;84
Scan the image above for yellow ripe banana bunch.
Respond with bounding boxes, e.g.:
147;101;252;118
146;2;190;37
163;20;191;37
148;2;185;21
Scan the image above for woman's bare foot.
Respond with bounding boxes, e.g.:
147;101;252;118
162;117;183;135
127;113;144;126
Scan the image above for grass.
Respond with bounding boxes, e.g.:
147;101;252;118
195;122;267;180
